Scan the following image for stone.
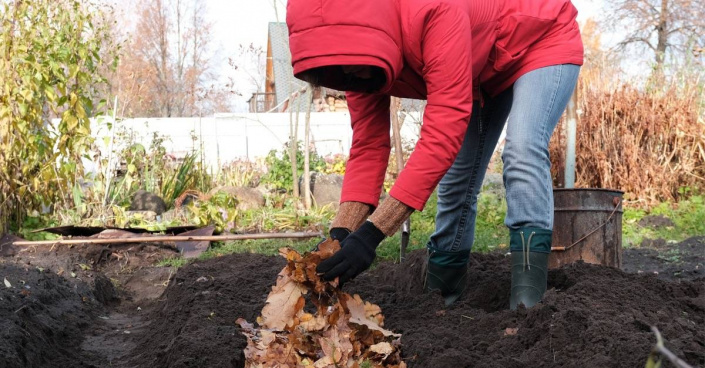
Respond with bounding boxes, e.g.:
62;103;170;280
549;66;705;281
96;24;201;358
299;172;344;209
129;190;167;215
208;186;265;210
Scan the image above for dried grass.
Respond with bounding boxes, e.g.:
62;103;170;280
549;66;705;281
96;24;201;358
550;79;705;207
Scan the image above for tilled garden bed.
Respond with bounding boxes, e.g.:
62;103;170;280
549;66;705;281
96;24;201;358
1;237;703;367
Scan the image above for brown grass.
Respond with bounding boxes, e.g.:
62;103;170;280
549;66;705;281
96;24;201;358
550;80;705;206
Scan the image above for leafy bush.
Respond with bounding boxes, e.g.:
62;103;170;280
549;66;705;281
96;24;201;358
322;154;347;175
218;159;265;188
0;0;118;231
188;192;238;234
261;141;326;192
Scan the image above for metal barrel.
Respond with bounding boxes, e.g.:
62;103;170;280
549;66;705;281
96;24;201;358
549;188;624;270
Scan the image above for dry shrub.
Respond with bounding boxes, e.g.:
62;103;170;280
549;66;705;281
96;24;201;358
550;81;705;206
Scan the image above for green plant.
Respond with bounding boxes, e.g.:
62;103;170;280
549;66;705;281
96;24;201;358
106;141;149;206
262;141;326;192
17;212;61;241
0;0;118;231
623;193;705;247
157;257;190;268
236;205;334;233
474;192;509;252
218;159;264;188
376;190;509;261
188;192;239;234
161;153;199;207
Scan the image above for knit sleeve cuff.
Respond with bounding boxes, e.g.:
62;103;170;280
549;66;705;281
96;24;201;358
330;201;373;232
368;196;415;236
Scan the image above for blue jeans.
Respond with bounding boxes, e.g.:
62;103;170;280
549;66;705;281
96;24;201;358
428;64;580;253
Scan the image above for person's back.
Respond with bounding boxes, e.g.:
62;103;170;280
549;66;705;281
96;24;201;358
287;0;583;310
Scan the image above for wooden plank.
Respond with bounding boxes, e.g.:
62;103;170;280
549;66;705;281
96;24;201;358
11;231;324;246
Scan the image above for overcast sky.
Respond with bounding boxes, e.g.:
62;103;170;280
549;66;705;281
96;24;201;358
209;0;601;47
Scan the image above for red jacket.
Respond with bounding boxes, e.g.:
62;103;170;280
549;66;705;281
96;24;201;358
288;0;583;210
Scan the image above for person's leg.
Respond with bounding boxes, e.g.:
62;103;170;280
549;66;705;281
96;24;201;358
502;64;580;309
425;91;511;305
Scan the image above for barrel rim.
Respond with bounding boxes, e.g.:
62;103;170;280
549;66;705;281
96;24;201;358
553;188;624;195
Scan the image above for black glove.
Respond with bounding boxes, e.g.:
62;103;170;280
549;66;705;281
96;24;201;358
316;221;385;284
329;227;351;242
313;227;351;251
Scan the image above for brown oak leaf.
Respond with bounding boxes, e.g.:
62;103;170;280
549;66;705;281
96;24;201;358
260;270;306;330
237;246;405;367
341;294;399;337
369;342;394;357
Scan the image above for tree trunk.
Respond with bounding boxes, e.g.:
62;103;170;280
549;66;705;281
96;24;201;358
303;86;313;209
390;97;404;175
655;0;669;70
290;94;300;198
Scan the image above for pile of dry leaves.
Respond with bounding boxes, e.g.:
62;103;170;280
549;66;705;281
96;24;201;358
237;240;406;368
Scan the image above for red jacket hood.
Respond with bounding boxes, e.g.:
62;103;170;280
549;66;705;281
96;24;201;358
286;0;584;211
286;0;403;93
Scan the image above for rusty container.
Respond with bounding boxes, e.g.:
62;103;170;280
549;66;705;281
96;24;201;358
549;188;624;270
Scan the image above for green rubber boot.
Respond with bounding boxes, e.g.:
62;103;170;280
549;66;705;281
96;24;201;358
510;228;551;310
423;247;470;306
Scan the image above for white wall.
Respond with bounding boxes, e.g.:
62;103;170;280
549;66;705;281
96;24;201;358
86;112;424;173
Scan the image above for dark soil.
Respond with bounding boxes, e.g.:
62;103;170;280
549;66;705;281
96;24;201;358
1;241;178;368
126;251;704;368
637;215;676;229
0;263;101;368
1;236;703;368
9;241;177;303
623;236;705;281
128;253;286;368
350;252;705;368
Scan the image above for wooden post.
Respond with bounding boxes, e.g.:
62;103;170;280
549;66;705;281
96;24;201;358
10;231;324;246
103;96;119;206
564;89;578;188
390;97;411;261
391;98;404;180
303;85;313;209
290;92;300;197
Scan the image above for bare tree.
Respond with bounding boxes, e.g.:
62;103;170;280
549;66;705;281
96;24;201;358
109;0;228;117
604;0;704;72
231;44;267;95
580;18;621;86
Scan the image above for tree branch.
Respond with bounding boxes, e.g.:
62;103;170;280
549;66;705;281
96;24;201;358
619;36;657;51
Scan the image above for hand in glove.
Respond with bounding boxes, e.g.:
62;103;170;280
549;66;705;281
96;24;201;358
329;227;351;242
316;221;385;285
313;227;350;250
